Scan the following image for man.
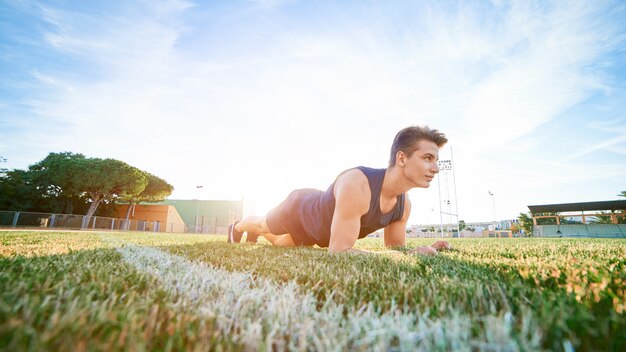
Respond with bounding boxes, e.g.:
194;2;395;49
229;125;451;255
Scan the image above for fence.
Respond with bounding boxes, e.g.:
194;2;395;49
192;214;235;234
0;210;169;233
404;229;523;238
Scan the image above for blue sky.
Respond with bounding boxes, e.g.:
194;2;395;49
1;0;625;224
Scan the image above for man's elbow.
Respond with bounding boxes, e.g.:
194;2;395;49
328;239;358;253
328;244;352;253
384;239;406;248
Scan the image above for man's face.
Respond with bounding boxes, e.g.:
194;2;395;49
401;140;440;188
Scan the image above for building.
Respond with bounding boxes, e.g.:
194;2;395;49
114;204;186;233
158;199;243;234
115;199;243;234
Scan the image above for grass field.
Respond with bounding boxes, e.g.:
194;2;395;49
1;231;625;351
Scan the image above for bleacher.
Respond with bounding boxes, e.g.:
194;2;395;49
536;224;625;238
529;200;626;238
587;224;625;238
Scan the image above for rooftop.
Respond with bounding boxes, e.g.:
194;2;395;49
528;200;626;214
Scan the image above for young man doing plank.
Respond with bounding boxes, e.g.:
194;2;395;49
229;125;451;255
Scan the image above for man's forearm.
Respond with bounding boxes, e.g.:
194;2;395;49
331;248;402;255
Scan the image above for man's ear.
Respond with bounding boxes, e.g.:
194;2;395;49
396;151;406;166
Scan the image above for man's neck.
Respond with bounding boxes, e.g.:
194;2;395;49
381;166;412;199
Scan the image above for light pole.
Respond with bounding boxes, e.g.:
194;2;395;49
489;190;497;231
437;176;444;237
437;158;456;237
196;185;203;233
451;147;460;236
430;208;436;236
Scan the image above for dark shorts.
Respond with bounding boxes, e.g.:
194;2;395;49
265;188;320;246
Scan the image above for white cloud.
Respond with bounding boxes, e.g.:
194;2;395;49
248;0;295;8
566;134;626;160
453;1;620;149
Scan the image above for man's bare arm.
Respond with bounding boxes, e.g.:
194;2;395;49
328;172;445;256
328;170;369;253
383;196;411;247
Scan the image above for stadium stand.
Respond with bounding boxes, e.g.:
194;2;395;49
529;200;626;238
537;224;625;238
586;224;625;238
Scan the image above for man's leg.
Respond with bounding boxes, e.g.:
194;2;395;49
235;215;270;234
228;216;267;243
259;233;298;247
232;216;298;247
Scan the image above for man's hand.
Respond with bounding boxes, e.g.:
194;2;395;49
337;248;401;255
407;246;438;256
408;241;452;256
431;240;452;250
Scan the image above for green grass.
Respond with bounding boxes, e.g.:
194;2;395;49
0;231;625;351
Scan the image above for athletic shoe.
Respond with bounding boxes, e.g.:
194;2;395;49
227;221;243;243
246;232;259;243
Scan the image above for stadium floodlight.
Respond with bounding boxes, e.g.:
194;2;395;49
437;159;453;171
436;149;460;237
437;174;444;237
489;190;497;230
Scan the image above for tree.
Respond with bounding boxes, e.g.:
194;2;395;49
1;153;174;226
120;172;173;227
78;158;148;225
517;212;534;236
0;156;6;175
534;211;559;225
614;191;626;224
458;220;467;232
587;211;614;224
0;169;40;211
0;154;82;213
28;153;149;226
27;152;93;214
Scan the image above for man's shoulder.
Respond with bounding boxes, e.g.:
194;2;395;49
333;169;370;215
353;166;386;175
336;168;369;186
334;169;370;202
336;166;385;181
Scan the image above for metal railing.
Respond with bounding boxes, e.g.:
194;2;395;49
0;210;168;233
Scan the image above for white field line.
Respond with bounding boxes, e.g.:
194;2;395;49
117;245;542;351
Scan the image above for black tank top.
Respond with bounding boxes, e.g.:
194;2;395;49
297;166;406;247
